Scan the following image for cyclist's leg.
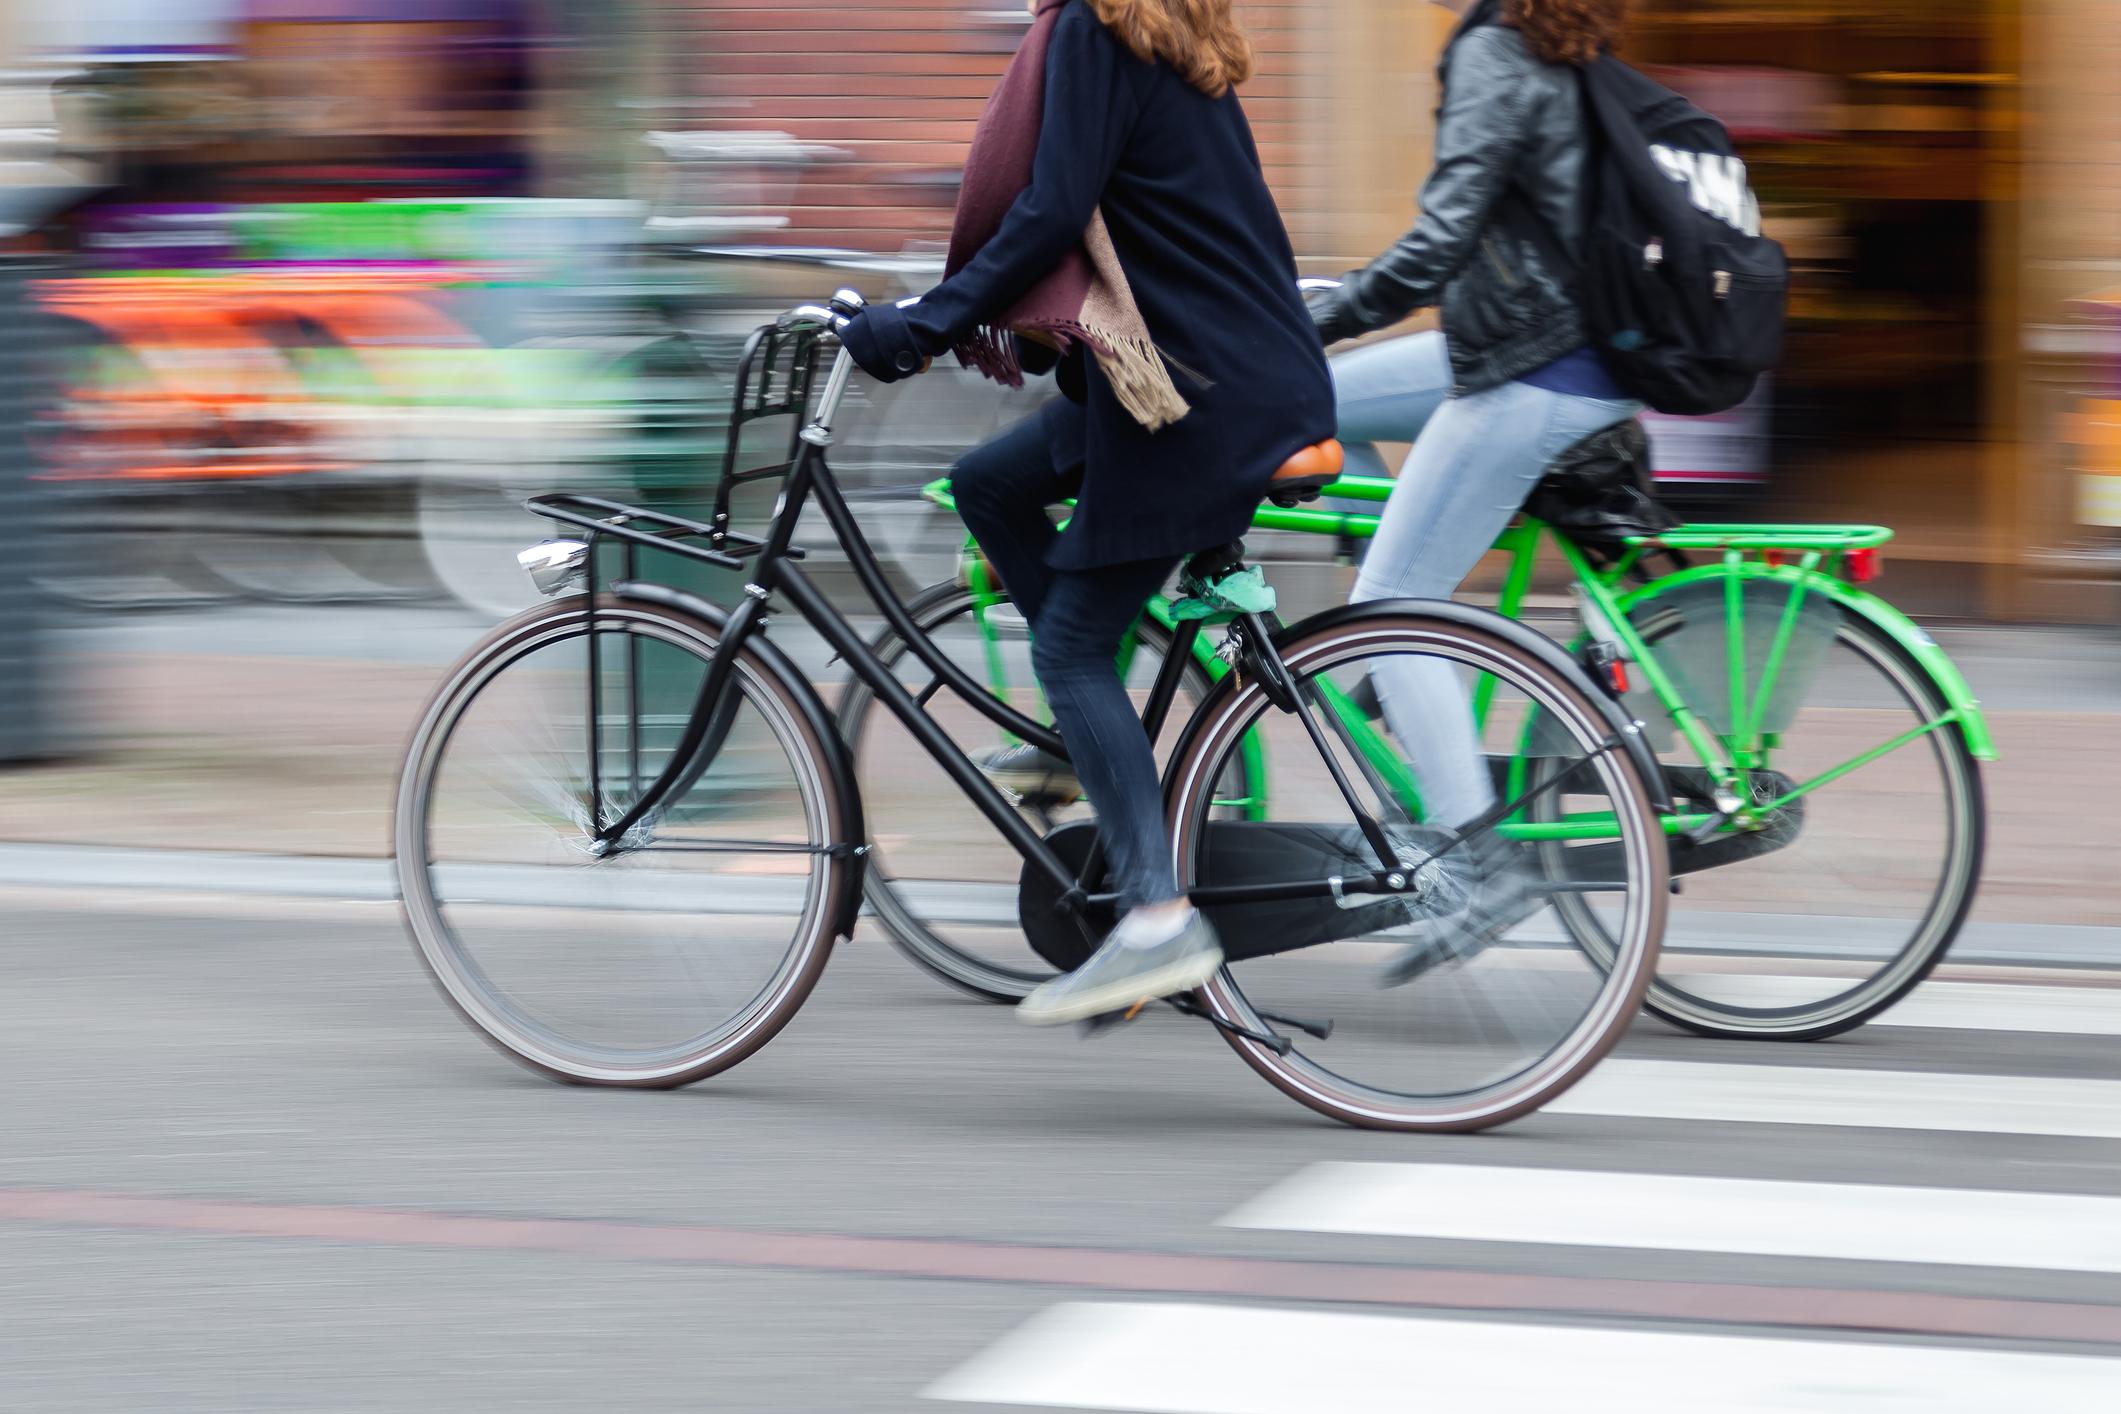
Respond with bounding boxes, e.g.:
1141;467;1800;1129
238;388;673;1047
1327;330;1453;479
1356;383;1639;827
1018;552;1224;1023
1027;555;1185;909
950;402;1082;624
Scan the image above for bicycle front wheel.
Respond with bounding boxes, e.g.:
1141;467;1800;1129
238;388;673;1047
395;597;855;1087
1166;607;1667;1132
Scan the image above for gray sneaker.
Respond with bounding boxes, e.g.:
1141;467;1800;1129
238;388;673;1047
1017;912;1224;1027
977;744;1082;803
1379;831;1545;988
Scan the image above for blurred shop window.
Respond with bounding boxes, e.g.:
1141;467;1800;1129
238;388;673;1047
1627;0;2005;523
236;0;539;198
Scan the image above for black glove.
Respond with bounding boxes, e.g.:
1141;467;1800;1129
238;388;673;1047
839;302;928;384
1306;277;1370;348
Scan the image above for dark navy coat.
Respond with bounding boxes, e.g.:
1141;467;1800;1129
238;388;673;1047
848;0;1334;569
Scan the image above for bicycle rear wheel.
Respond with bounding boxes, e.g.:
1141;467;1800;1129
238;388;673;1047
1166;606;1667;1132
1547;573;1984;1040
835;580;1256;1002
395;597;855;1086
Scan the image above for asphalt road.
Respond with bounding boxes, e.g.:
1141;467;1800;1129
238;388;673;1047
4;884;2120;1411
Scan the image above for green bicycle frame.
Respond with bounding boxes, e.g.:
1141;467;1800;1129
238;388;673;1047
924;473;1996;849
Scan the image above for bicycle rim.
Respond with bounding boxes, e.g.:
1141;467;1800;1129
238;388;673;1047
1169;611;1666;1132
396;599;844;1086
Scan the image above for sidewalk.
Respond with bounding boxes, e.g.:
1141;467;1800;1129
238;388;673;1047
0;615;2113;930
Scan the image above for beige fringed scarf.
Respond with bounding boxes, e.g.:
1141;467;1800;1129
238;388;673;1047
946;0;1190;431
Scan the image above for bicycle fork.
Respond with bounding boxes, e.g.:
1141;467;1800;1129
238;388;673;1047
588;586;769;854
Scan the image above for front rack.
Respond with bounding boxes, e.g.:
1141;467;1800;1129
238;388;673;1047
709;321;832;532
524;316;833;574
524;492;791;573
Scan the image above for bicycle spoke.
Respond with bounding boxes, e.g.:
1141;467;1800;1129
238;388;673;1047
1765;712;1956;809
629;839;832;856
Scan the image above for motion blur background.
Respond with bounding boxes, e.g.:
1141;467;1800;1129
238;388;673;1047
0;0;2110;837
2;7;2118;1408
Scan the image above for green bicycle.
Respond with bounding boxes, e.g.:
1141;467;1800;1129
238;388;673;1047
836;446;1990;1043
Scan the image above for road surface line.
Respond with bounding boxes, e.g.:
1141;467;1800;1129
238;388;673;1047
2;1185;2119;1345
922;1302;2121;1412
1551;1060;2121;1138
1664;976;2121;1034
1223;1163;2121;1274
1;843;2117;966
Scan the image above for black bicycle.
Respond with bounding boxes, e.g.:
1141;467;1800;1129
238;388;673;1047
391;291;1671;1131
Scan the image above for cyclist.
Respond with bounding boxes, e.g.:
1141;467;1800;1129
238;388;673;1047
1304;0;1639;983
839;0;1334;1025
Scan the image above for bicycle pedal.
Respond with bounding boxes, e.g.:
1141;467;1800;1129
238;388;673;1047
1075;1008;1140;1040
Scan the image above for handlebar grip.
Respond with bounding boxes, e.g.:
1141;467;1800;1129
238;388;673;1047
777;287;920;335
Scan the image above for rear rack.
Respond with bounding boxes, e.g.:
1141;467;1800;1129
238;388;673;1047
1625;524;1895;552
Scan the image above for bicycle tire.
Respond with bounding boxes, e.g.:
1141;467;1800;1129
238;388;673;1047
1547;597;1984;1041
395;595;857;1087
835;580;1252;1003
1166;605;1667;1133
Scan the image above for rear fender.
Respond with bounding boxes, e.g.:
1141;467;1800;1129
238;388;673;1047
1613;564;1997;762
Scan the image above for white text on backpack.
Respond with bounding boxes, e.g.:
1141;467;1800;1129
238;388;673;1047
1648;146;1763;238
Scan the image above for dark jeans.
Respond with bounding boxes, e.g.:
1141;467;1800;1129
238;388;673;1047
952;411;1181;910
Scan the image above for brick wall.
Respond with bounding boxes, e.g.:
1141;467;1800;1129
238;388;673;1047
660;2;1328;253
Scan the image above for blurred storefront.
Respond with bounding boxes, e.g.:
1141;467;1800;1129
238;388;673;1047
656;0;2116;621
1618;0;2115;621
5;1;2117;620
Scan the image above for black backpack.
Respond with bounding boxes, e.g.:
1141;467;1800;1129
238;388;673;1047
1573;57;1788;416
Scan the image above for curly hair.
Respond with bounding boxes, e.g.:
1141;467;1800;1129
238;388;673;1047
1502;0;1628;66
1061;0;1256;98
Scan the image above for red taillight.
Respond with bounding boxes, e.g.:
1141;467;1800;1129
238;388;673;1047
1607;659;1630;695
1844;548;1883;584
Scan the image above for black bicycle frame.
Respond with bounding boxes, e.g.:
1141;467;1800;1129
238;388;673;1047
525;328;1425;921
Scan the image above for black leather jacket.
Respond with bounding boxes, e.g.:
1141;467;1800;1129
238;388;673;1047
1312;0;1589;392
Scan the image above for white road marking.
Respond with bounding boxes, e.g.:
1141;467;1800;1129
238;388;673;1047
1549;1059;2121;1139
1224;1162;2121;1274
924;1302;2121;1412
1666;975;2121;1035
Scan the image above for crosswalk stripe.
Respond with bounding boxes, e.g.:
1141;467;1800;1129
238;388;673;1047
1664;977;2121;1035
1223;1163;2121;1274
1547;1060;2121;1139
923;1302;2121;1411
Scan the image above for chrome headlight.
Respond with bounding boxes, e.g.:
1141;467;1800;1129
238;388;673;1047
519;539;590;597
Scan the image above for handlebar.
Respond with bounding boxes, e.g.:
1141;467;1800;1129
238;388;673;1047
776;285;924;337
779;273;1322;433
782;274;1329;340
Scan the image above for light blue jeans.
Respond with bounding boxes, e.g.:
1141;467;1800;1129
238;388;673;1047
1331;331;1639;828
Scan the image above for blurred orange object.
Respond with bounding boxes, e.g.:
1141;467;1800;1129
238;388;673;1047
32;270;487;482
